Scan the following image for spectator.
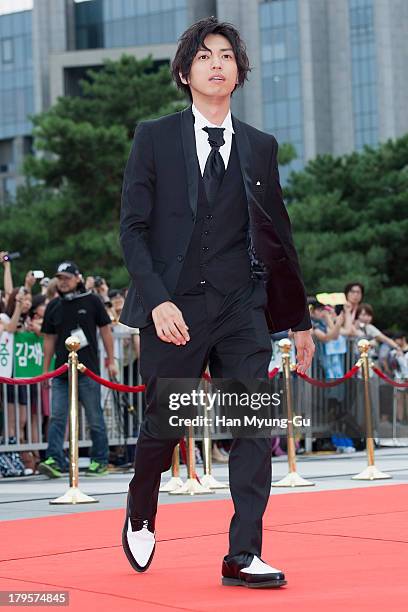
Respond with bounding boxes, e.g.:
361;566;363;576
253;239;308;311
0;250;14;302
311;302;356;452
45;277;59;303
352;303;400;361
107;288;141;466
3;288;33;438
27;295;47;336
344;282;365;323
0;286;33;475
388;331;408;426
39;277;50;296
38;261;118;478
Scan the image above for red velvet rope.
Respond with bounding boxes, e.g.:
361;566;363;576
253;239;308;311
296;364;361;388
371;366;408;388
80;366;146;393
0;364;68;385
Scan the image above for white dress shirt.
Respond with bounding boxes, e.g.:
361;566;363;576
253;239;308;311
192;103;235;176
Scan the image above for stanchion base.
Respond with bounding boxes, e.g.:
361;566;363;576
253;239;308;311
49;486;99;505
200;474;229;489
272;472;315;488
352;465;392;480
168;478;214;496
159;477;184;492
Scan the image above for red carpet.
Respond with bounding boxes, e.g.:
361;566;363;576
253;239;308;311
0;485;407;611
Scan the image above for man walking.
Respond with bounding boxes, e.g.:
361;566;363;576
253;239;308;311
39;262;117;478
120;17;314;587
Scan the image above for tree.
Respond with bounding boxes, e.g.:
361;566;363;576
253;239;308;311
0;55;185;286
285;136;408;328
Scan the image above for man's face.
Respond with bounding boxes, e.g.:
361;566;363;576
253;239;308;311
56;273;79;294
182;33;238;101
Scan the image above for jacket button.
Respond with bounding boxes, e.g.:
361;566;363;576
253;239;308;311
177;255;184;262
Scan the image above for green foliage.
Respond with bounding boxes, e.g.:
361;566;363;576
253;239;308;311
277;142;297;166
286;137;408;329
0;54;186;287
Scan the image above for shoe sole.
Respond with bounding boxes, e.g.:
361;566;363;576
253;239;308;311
222;577;287;588
38;464;62;479
121;516;155;573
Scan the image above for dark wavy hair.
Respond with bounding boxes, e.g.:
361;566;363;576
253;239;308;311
171;16;251;102
344;282;365;301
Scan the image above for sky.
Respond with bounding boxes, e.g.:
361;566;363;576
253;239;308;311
0;0;90;16
0;0;33;15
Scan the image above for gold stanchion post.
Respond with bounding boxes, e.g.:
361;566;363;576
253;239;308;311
159;443;184;491
200;374;229;490
272;338;315;487
50;336;98;504
352;339;392;480
169;426;213;495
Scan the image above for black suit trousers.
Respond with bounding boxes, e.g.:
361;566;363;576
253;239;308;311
127;280;273;558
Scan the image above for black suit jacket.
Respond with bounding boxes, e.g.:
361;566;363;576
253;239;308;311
119;105;311;333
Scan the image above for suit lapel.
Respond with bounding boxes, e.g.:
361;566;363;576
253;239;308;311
233;114;276;226
180;106;199;217
232;114;254;208
180;106;271;222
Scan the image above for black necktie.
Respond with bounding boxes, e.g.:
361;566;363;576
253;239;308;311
202;126;225;203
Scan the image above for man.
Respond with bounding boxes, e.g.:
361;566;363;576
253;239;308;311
38;261;117;478
120;17;315;588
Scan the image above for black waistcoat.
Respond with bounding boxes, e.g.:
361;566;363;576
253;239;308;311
175;135;252;295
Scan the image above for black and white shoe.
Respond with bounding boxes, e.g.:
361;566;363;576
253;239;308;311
122;515;156;573
222;554;287;588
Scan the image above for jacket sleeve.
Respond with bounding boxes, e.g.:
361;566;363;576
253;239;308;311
120;121;171;314
269;138;312;332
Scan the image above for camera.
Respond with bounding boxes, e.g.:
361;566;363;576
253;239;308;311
2;251;21;262
94;276;104;288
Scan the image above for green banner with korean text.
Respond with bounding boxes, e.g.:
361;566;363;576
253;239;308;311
13;332;55;378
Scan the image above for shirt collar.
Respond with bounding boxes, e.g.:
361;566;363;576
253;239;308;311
192;103;234;134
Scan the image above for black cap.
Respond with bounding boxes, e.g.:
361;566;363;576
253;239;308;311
56;261;80;276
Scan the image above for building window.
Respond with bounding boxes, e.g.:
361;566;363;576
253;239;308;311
259;0;303;184
348;0;378;149
1;38;13;63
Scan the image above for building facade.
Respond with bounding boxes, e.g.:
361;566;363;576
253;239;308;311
1;0;407;199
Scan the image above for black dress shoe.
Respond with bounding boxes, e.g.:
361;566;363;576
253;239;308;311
222;554;287;588
122;514;156;573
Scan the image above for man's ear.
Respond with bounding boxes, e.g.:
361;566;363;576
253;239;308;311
179;71;189;85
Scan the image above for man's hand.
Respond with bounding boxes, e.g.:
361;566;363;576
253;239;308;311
107;361;119;379
293;330;315;374
152;301;190;346
85;276;95;291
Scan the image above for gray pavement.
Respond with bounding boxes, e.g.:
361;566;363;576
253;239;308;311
0;447;407;521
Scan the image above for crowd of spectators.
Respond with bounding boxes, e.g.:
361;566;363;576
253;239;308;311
308;282;407;452
1;252;407;475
